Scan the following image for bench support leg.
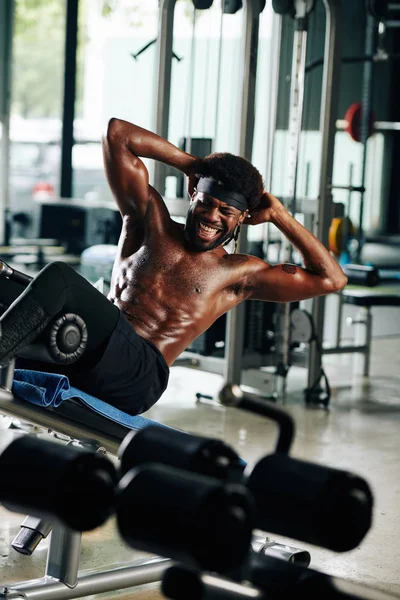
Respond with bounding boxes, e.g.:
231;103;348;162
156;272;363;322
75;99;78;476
354;306;372;377
46;525;82;588
363;306;372;377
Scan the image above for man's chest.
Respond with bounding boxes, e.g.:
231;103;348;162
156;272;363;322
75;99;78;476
125;242;244;300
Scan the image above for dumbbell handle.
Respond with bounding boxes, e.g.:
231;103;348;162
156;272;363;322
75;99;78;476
219;386;294;454
0;260;33;286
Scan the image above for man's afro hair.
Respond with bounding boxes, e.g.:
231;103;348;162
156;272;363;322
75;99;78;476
196;152;264;212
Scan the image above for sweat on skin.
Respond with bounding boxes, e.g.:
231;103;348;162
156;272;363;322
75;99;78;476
102;118;348;367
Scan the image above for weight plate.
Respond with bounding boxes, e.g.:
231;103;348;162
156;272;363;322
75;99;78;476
291;308;313;343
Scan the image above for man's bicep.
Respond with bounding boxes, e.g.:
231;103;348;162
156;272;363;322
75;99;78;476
249;262;337;303
102;136;150;217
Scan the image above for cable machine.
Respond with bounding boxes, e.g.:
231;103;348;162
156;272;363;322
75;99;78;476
154;0;344;407
154;0;273;391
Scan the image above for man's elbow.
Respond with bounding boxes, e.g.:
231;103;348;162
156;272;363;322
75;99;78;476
325;272;348;294
103;117;124;144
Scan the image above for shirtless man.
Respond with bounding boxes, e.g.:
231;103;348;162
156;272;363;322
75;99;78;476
0;118;347;415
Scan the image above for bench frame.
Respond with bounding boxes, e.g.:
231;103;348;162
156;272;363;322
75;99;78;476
324;297;372;377
0;359;172;600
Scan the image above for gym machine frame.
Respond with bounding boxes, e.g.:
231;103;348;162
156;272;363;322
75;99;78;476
161;1;345;404
278;0;344;403
154;0;285;395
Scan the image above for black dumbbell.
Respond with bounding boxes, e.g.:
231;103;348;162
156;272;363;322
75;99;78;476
118;426;245;483
0;436;117;531
116;462;254;573
219;386;373;552
118;392;373;553
246;452;373;552
118;388;294;482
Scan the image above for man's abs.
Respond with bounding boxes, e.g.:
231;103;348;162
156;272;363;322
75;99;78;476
110;295;211;366
108;225;252;364
108;261;242;365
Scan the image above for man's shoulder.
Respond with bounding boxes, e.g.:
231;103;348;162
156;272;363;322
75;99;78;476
222;252;264;270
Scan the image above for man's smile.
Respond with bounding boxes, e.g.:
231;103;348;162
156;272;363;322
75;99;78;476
196;220;223;240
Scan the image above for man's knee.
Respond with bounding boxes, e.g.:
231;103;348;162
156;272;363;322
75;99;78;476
30;262;71;313
40;261;75;282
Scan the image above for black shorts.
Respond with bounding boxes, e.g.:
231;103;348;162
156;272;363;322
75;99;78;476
74;310;170;415
17;310;170;416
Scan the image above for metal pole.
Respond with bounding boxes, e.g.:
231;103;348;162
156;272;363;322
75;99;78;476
284;29;308;232
276;3;310;401
357;13;376;258
264;11;282;192
213;6;225;150
60;0;79;199
223;0;261;385
363;306;372;377
46;525;81;588
263;10;282;270
184;9;197;155
307;0;343;396
153;0;177;195
2;558;172;599
334;291;343;347
0;0;15;246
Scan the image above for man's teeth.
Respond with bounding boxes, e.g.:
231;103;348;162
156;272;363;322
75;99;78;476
199;223;219;233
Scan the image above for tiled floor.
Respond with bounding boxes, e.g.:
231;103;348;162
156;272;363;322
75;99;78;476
1;336;400;599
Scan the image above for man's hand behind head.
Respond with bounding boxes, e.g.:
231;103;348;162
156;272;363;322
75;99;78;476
185;158;205;198
245;191;284;226
187;171;200;198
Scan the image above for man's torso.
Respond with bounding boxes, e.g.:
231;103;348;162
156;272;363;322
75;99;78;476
108;190;263;365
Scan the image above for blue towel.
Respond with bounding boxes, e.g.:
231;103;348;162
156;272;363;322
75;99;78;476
12;370;247;469
12;369;170;431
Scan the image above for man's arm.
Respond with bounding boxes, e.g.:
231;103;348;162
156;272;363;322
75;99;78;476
245;192;348;303
102;118;199;217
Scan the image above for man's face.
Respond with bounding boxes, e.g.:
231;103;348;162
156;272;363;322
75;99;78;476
184;192;245;252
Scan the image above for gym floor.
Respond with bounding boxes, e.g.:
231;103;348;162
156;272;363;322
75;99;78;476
0;336;400;599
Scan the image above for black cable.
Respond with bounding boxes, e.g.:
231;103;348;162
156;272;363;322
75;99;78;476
304;311;331;406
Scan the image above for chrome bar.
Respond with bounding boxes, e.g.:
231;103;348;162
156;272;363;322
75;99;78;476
0;389;123;455
337;119;400;131
307;0;343;393
363;306;372;377
0;360;15;393
277;21;309;401
45;526;81;589
334;292;344;347
224;0;262;386
12;517;54;556
252;535;311;567
153;0;177;194
1;558;172;600
264;10;282;191
323;344;368;354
